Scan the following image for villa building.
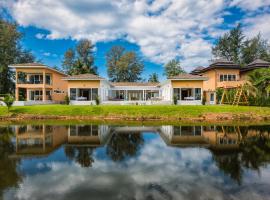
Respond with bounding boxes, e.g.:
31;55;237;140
9;59;270;106
9;63;68;106
191;59;270;104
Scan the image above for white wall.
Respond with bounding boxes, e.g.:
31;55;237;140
160;81;172;101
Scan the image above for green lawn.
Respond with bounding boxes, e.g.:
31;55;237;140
1;105;270;119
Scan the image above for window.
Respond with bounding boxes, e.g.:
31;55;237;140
173;126;181;135
92;88;98;100
223;74;228;81
173;88;180;100
53;90;62;94
46;75;52;85
220;75;224;82
195;126;202;136
220;74;237;82
195;88;201;100
29;75;43;84
210;93;215;102
70;89;76;100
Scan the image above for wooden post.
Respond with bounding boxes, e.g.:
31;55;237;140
43;70;46;101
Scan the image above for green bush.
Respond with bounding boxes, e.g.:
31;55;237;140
95;95;100;105
173;95;178;105
202;95;206;105
3;94;14;112
248;95;270;107
216;88;224;104
64;95;70;105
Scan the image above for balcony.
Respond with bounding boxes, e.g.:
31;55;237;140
17;73;52;86
217;80;245;88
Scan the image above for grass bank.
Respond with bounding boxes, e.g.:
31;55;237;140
1;105;270;122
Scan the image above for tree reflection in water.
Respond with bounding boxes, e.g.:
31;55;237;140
0;126;21;198
106;133;144;162
211;126;270;185
64;146;95;167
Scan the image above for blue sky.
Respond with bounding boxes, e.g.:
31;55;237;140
1;0;270;80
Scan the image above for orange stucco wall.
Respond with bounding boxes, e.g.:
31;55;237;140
201;69;241;91
171;80;203;88
67;80;101;89
15;68;68;101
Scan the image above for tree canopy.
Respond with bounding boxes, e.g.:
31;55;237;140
106;46;144;82
0;18;35;94
148;73;159;83
164;59;185;78
212;24;270;65
62;39;97;75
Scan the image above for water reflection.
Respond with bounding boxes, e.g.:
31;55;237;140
0;123;270;200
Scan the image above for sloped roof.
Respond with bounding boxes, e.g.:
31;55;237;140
190;66;205;75
241;59;270;73
247;59;270;67
9;63;67;76
210;59;237;66
169;73;208;80
111;82;160;87
63;73;104;80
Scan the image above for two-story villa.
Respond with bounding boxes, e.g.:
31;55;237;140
9;63;68;106
191;59;270;104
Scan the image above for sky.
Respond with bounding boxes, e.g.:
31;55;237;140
0;0;270;80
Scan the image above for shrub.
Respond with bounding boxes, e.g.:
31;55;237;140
4;94;14;112
216;88;224;104
202;95;206;105
173;95;178;105
248;95;270;107
95;95;100;105
64;95;70;105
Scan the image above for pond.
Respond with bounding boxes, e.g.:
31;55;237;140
0;122;270;200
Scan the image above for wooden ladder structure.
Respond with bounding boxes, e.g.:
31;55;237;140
220;85;249;106
232;85;248;105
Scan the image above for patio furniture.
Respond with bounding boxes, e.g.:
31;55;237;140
76;97;87;101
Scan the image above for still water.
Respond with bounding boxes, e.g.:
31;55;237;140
0;123;270;200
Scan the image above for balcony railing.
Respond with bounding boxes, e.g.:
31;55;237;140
17;80;44;84
217;80;245;88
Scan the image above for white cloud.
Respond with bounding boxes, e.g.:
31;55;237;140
230;0;270;11
3;0;270;69
243;14;270;39
4;0;229;68
35;33;46;39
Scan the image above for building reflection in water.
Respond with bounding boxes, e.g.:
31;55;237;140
12;124;270;157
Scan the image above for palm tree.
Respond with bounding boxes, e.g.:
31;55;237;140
248;68;270;96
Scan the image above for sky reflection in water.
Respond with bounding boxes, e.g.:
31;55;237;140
0;124;270;200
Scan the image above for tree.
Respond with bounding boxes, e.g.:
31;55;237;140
0;18;35;94
148;73;159;83
62;39;97;75
248;68;270;96
106;46;144;82
164;59;185;78
241;34;270;65
212;24;244;64
212;24;270;65
3;94;14;113
62;48;75;75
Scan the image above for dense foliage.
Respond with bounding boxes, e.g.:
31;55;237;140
106;46;144;82
164;59;186;78
148;73;159;83
62;39;97;75
0;18;35;94
212;24;270;65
